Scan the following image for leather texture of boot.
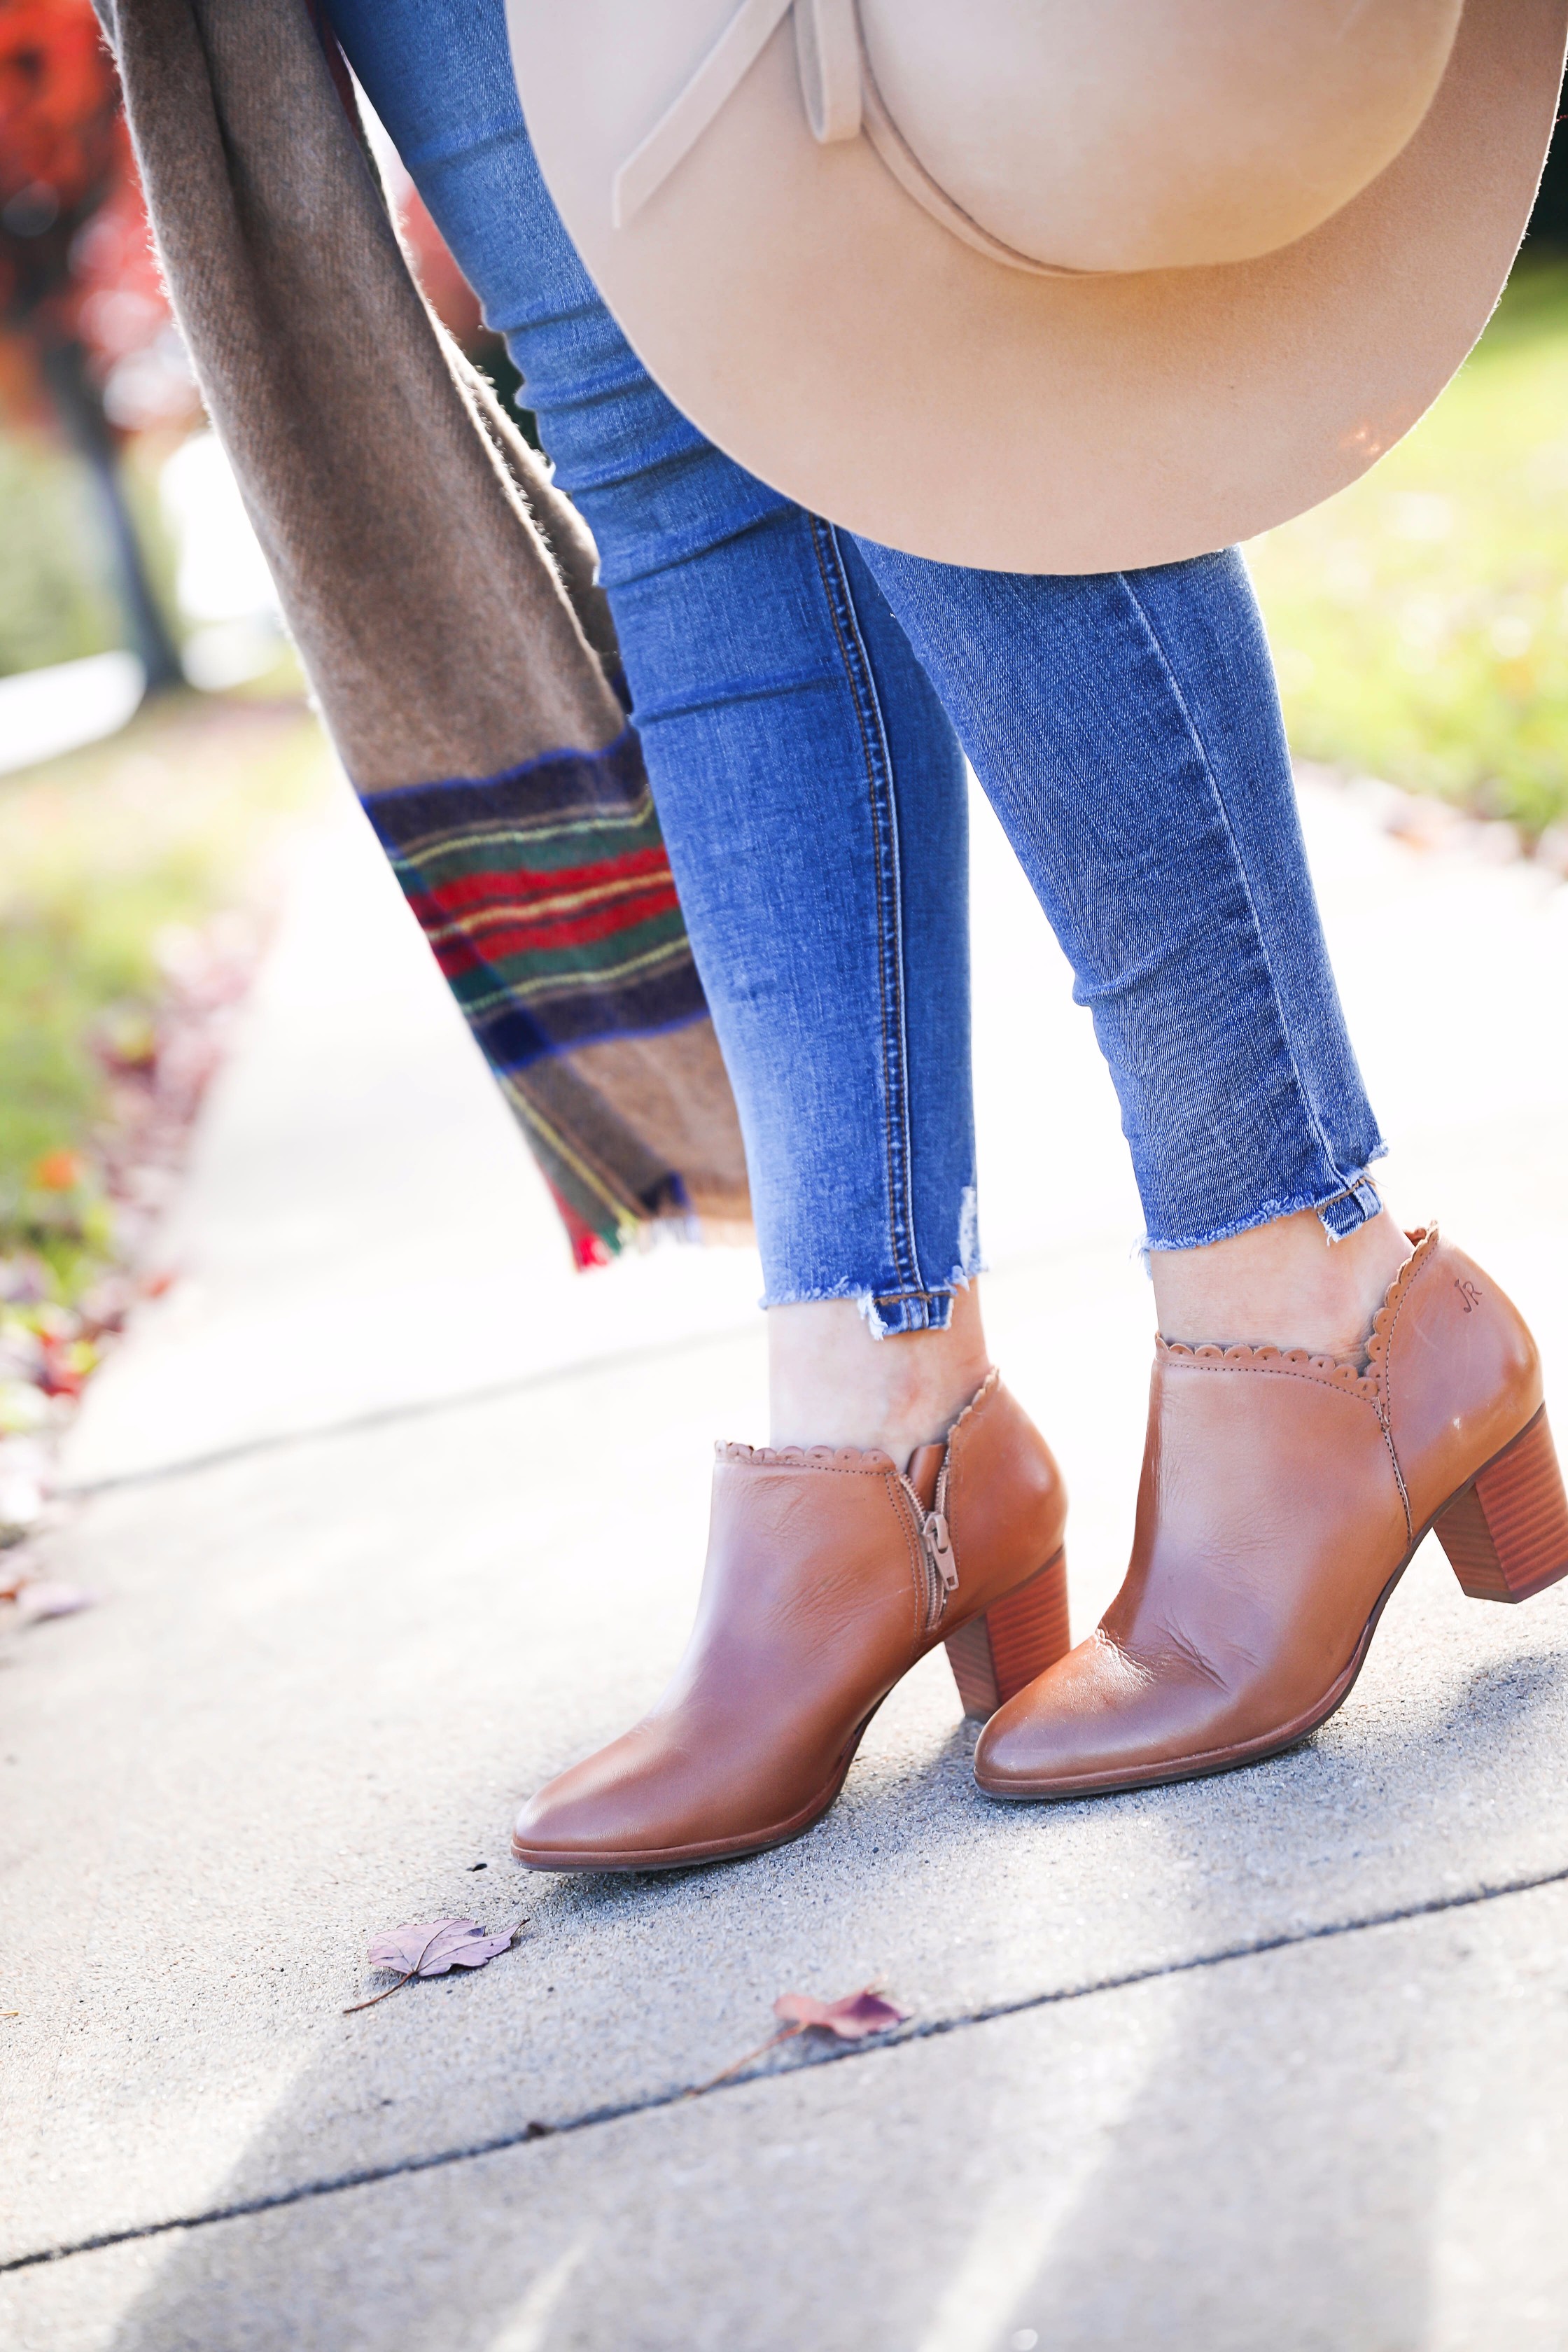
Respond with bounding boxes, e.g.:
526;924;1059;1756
975;1228;1568;1804
513;1371;1068;1871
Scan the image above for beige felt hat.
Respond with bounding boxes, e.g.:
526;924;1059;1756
509;1;1567;573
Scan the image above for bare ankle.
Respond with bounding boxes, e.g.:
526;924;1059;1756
768;1285;991;1467
1151;1199;1412;1362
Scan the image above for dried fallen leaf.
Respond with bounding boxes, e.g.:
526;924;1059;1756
13;1581;97;1624
344;1917;524;2012
772;1987;908;2040
694;1983;909;2094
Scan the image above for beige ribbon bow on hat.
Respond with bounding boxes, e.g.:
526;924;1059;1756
612;0;1080;274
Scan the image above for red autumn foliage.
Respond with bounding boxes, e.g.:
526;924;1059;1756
0;0;187;429
0;0;122;332
0;0;118;216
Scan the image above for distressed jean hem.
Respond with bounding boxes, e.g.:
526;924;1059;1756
858;1228;988;1338
758;1182;986;1339
1140;1151;1388;1256
858;1249;990;1339
756;1277;973;1338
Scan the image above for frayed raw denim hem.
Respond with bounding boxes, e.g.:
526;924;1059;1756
855;1254;990;1340
755;1275;959;1336
1139;1150;1389;1258
760;1183;987;1340
860;1288;956;1338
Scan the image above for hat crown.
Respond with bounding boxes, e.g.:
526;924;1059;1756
860;0;1464;272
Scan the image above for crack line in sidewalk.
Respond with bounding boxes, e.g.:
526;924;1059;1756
61;1322;755;1501
8;1853;1568;2277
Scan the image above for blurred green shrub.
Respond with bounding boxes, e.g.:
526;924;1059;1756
0;425;119;675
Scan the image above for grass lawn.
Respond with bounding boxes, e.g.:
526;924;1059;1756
1248;256;1568;842
0;692;332;1301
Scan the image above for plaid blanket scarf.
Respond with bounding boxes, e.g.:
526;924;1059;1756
92;0;750;1266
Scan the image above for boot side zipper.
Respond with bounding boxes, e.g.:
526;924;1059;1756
900;1461;958;1629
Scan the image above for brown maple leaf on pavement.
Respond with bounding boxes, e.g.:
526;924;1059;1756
694;1984;909;2093
344;1917;524;2012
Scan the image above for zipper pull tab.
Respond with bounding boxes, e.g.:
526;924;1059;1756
923;1511;958;1596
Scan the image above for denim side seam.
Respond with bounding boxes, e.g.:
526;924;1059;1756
808;517;951;1338
1116;575;1383;1249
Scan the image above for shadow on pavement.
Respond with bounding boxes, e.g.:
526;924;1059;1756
948;1648;1568;2352
92;1652;1568;2352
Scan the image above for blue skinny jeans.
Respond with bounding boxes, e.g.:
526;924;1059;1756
330;0;1386;1335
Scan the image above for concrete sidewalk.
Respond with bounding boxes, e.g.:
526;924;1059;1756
6;771;1568;2351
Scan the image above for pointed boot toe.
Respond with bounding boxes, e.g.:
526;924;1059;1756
511;1371;1070;1871
511;1728;691;1870
974;1228;1568;1804
972;1632;1175;1796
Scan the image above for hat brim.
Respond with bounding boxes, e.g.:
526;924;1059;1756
510;0;1567;572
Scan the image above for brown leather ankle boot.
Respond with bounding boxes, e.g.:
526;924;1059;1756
974;1227;1568;1804
512;1371;1068;1871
